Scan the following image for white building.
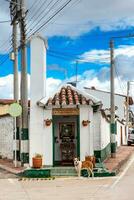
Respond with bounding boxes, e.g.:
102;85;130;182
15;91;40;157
84;87;133;122
29;84;102;166
0;36;130;166
0;100;15;160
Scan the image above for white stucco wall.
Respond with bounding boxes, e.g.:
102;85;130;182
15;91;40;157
93;112;110;151
43;109;53;166
85;89;126;120
101;115;110;149
0;116;13;159
93;112;101;150
29;35;47;166
116;121;126;146
79;105;94;161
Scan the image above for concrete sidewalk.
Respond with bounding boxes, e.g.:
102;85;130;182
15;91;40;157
104;145;134;174
0;145;134;176
0;159;25;174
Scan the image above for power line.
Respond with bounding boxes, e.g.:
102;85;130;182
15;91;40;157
27;0;73;39
27;0;39;12
0;20;10;23
114;60;126;94
26;0;61;36
26;0;49;27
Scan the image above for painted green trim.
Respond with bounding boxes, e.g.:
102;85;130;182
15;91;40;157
110;123;116;134
13;127;20;140
53;161;61;166
16;127;20;139
21;153;29;163
77;115;80;159
19;169;51;178
94;143;111;162
21;128;29;140
111;142;117;153
13;150;20;161
115;121;117;134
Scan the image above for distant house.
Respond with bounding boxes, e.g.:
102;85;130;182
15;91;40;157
84;86;133;122
84;87;134;147
0;99;15;160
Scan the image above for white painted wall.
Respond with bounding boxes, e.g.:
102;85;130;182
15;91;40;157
85;89;126;120
116;121;126;146
93;112;101;150
29;35;47;166
93;112;110;151
0;116;13;159
43;109;53;166
100;115;110;149
79;105;94;161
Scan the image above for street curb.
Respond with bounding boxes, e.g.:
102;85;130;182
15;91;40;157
111;151;134;175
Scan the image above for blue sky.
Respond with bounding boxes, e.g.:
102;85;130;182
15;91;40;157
0;0;134;98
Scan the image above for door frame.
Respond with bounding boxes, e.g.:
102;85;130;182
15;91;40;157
52;115;80;166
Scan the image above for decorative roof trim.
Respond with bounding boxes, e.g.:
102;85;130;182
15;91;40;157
37;84;102;108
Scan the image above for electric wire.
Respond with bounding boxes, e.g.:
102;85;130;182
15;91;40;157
0;20;10;23
26;0;49;27
27;0;39;13
114;59;126;94
26;0;62;37
27;0;73;40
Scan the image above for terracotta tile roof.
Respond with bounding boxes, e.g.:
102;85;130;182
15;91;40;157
0;99;31;107
46;86;90;107
0;99;16;105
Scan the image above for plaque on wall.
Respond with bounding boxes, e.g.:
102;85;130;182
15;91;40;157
53;108;79;116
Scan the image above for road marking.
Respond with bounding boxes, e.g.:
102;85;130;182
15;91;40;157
110;154;134;189
92;176;117;180
8;178;15;184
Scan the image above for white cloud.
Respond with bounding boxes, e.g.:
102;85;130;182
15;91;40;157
0;74;13;98
79;45;134;64
0;74;62;99
0;69;130;100
46;77;62;97
0;73;30;99
1;0;134;45
79;49;110;63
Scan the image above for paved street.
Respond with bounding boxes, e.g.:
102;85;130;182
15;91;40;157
0;155;134;200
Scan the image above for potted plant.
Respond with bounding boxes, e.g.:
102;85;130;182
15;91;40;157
82;120;90;126
32;154;43;168
44;119;52;126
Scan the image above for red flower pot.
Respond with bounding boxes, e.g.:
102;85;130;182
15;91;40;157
32;157;42;168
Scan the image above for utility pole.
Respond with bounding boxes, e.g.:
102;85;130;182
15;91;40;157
12;21;19;100
126;81;130;139
110;39;116;158
10;1;19;100
10;0;20;165
20;0;29;165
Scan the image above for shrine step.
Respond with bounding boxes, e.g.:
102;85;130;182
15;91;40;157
50;167;77;176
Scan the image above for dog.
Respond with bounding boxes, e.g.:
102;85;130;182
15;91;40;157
74;157;94;177
85;156;96;168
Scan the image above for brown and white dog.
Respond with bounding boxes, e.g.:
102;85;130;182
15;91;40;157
74;157;94;177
